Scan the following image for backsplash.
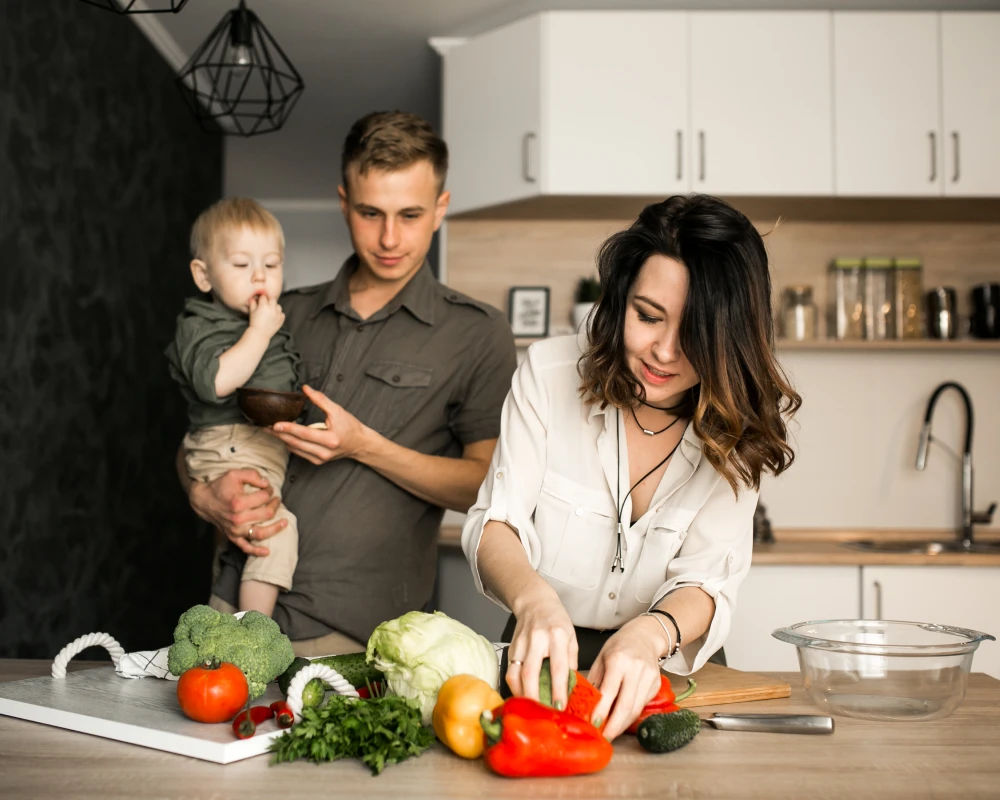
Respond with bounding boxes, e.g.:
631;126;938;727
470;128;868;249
445;206;1000;533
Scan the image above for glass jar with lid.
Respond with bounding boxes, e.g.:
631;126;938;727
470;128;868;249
829;258;865;340
893;257;923;339
863;257;894;340
780;285;818;341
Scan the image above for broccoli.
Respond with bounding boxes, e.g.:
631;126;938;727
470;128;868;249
167;605;295;699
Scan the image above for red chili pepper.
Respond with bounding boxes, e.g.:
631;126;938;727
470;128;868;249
231;705;274;739
269;700;294;729
480;697;613;778
626;677;696;735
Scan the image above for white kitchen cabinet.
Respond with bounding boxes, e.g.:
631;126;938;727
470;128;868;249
941;13;1000;196
689;12;833;196
861;566;1000;679
725;566;861;673
442;15;543;215
833;13;942;196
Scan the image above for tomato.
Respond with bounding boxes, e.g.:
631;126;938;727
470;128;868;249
176;661;249;723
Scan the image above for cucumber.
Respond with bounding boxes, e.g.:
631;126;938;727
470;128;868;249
636;710;702;753
278;653;383;704
537;658;577;709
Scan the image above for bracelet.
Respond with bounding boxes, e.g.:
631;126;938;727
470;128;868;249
649;608;682;657
641;612;674;660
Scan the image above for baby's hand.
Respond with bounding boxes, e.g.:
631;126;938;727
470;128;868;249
249;295;285;336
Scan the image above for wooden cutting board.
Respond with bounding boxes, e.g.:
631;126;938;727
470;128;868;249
667;663;791;708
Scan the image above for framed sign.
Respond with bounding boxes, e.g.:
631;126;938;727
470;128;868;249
508;286;550;338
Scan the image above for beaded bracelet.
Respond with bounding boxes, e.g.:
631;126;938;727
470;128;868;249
641;612;674;660
649;608;682;657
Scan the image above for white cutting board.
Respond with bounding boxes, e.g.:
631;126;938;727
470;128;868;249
0;666;286;763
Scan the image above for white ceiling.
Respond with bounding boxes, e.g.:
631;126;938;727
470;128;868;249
135;0;1000;198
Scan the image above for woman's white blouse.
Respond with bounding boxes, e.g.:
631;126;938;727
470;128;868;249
461;334;757;674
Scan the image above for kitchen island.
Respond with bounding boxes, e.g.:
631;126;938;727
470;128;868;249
2;660;998;799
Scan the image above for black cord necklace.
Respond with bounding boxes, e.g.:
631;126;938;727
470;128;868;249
613;408;684;572
631;405;681;436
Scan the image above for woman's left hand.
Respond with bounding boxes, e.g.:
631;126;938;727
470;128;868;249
587;616;665;740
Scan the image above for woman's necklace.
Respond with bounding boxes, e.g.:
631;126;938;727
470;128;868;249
630;405;681;436
613;408;684;572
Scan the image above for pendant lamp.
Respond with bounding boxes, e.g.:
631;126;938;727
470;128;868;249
176;0;304;137
78;0;190;12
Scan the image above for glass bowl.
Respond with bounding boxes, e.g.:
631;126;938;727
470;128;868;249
772;619;995;721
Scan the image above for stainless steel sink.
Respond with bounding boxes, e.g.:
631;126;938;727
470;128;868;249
843;540;1000;555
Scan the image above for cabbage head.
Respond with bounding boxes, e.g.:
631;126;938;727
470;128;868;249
365;611;499;725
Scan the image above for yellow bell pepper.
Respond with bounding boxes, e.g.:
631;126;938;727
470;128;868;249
432;674;503;759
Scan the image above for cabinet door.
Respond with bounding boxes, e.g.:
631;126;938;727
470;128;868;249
689;12;833;196
725;566;861;672
833;12;942;196
542;11;689;195
941;13;1000;196
862;566;1000;680
443;16;542;215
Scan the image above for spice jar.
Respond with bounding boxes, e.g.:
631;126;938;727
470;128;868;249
863;257;894;340
780;285;818;341
893;257;923;339
830;258;865;340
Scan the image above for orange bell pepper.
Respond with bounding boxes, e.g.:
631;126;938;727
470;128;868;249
432;674;503;759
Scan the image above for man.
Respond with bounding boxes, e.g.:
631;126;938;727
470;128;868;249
179;111;517;655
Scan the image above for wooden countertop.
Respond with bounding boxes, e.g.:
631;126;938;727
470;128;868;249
3;659;998;799
439;525;1000;566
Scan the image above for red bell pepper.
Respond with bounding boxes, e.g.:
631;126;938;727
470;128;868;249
626;677;696;735
480;697;613;778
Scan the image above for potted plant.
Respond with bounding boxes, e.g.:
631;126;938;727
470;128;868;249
573;276;601;332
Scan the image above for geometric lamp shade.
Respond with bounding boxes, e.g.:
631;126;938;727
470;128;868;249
78;0;190;11
176;0;304;137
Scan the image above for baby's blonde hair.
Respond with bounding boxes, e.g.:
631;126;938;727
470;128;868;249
190;197;284;261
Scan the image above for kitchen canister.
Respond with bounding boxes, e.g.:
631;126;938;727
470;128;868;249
892;257;923;339
780;285;818;341
971;283;1000;339
829;258;865;340
863;257;894;340
926;287;959;339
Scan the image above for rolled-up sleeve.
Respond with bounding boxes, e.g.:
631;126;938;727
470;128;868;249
461;344;550;608
650;478;757;674
166;315;239;405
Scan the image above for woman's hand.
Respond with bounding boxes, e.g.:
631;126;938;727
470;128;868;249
188;469;285;558
505;587;579;711
588;616;666;740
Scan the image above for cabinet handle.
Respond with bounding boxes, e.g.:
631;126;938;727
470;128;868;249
676;130;683;181
928;131;937;183
873;580;883;620
522;132;537;184
698;131;705;182
952;131;960;183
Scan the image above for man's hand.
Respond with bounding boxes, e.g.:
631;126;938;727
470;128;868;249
268;385;371;465
188;468;286;557
248;294;285;338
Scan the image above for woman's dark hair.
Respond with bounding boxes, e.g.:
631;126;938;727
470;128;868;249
578;194;801;494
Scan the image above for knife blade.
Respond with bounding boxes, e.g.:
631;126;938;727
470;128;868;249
703;713;834;734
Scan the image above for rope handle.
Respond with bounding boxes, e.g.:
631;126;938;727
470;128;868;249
285;662;360;723
52;632;125;678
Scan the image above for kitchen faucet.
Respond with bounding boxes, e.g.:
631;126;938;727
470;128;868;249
915;381;996;549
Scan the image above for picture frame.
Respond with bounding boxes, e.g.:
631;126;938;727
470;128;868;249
508;286;550;338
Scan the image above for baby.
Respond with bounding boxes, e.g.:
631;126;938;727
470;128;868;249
166;197;299;617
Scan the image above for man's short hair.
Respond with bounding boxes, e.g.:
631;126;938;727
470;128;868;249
341;111;449;194
190;197;285;261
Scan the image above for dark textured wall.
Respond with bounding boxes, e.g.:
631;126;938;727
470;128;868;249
0;0;222;658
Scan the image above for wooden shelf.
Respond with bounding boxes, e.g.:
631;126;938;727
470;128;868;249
777;339;1000;351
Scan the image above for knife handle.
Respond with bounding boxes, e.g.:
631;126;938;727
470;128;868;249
706;714;834;735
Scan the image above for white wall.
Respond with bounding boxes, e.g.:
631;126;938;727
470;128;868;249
262;205;353;290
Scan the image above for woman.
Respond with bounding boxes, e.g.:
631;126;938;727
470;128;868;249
460;195;801;739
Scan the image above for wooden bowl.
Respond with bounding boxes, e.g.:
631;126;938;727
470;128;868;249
236;387;306;426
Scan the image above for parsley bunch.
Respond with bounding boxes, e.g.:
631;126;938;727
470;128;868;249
269;694;435;775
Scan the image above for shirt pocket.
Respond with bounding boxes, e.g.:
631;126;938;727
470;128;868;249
634;506;696;603
534;472;615;591
357;360;434;436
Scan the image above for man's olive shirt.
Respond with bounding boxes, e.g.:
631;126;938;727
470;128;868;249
214;259;517;643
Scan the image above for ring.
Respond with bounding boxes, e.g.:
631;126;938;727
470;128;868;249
509;659;523;666
247;526;255;541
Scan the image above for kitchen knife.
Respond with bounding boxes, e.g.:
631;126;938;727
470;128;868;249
703;713;834;734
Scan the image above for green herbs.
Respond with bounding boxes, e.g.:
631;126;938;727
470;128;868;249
269;694;435;775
